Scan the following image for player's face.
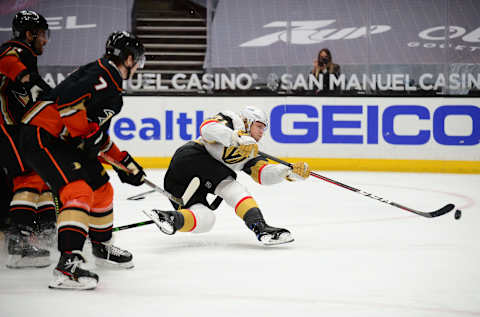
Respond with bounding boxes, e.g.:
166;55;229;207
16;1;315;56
122;55;142;79
250;121;266;141
32;29;48;55
129;62;140;78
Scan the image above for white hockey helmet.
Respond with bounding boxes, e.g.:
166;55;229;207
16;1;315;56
239;106;268;132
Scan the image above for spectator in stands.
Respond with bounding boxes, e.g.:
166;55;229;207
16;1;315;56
310;48;341;95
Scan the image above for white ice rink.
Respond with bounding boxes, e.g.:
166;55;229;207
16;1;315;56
1;169;479;317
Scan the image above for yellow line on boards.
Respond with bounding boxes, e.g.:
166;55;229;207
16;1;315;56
111;157;480;174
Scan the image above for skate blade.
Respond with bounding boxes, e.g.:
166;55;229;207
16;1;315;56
260;233;294;246
6;254;51;269
142;210;175;235
48;274;97;290
94;257;134;269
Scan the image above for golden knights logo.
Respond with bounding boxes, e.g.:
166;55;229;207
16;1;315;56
222;146;248;164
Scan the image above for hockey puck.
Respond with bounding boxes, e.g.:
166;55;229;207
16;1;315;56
454;209;462;220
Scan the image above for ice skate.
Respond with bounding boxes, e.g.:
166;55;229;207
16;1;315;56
6;225;51;268
248;221;294;246
91;241;134;269
36;221;57;248
49;251;98;290
142;209;176;235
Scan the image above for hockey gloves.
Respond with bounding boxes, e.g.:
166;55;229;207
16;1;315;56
113;152;146;186
285;162;311;181
81;122;108;159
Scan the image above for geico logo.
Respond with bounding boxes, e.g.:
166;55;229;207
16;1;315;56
419;26;480;43
0;16;96;32
270;105;480;145
239;20;391;47
111;110;205;141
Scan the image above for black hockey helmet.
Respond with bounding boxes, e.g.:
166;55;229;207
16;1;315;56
12;10;49;40
105;31;145;68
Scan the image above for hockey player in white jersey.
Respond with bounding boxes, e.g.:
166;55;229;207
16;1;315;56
144;106;310;245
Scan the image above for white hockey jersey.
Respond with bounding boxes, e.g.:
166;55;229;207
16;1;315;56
197;110;253;171
196;111;291;185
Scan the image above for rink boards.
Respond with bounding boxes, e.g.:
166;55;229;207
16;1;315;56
109;96;480;173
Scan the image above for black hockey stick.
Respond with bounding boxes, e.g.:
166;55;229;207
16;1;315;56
127;189;156;201
259;151;455;218
112;220;154;232
100;152;184;206
126;176;201;207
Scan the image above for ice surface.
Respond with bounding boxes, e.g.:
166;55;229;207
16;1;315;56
1;169;479;317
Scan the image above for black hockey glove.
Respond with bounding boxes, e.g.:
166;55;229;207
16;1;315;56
81;122;108;159
28;72;52;100
113;152;146;186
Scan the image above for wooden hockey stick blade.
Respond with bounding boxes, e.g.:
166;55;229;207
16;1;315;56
127;189;156;201
258;151;455;219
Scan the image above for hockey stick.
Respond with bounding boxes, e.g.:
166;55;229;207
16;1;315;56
99;152;184;206
127;189;156;201
259;151;455;218
113;176;201;232
113;220;154;232
126;176;201;207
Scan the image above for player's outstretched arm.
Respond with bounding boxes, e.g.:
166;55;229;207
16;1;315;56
243;159;310;185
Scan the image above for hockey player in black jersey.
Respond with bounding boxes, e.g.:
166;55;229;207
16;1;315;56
0;12;111;287
23;31;147;289
0;10;56;268
144;106;311;246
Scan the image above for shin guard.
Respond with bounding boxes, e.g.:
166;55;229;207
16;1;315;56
10;172;46;227
37;190;57;225
178;204;215;233
89;182;114;243
57;180;93;252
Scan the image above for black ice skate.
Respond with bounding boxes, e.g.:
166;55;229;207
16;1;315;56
142;209;177;235
49;251;98;290
36;221;57;248
6;225;51;268
91;241;134;269
248;221;294;246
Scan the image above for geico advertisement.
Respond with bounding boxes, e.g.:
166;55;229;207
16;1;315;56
109;97;480;161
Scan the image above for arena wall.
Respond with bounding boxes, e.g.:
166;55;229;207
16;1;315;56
110;96;480;173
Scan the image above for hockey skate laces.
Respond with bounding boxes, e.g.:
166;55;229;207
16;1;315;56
107;244;127;257
64;257;83;273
